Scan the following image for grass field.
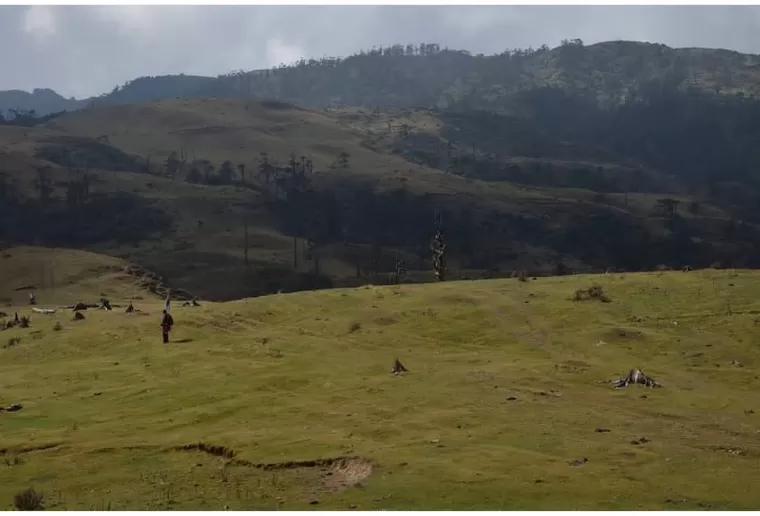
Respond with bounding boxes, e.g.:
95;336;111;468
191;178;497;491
2;247;760;510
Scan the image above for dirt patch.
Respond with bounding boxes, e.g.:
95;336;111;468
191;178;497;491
322;457;374;492
174;442;236;459
173;444;374;492
0;442;63;456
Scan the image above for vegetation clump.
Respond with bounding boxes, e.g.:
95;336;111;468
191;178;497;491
573;285;611;303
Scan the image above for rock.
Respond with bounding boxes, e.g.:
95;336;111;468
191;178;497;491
595;428;611;433
568;458;588;466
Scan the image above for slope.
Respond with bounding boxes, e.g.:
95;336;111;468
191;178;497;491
1;268;760;509
0;246;176;307
3;95;756;301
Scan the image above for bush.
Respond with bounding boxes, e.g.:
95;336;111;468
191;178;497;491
573;285;611;303
13;487;44;511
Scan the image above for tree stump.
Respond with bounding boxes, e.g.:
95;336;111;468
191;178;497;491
613;368;661;389
392;359;408;375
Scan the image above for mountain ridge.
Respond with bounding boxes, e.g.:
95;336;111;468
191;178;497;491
4;39;760;116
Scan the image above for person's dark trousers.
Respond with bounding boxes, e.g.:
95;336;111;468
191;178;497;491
163;332;169;344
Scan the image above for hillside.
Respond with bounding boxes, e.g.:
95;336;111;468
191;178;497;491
5;41;760;116
3;93;760;300
0;89;85;119
2;259;760;509
3;41;760;298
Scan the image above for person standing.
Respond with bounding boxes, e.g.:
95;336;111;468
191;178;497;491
161;309;174;344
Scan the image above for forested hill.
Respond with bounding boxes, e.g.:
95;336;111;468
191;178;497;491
4;40;760;117
204;40;760;111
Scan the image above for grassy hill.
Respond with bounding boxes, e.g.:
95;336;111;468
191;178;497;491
2;249;760;509
4;41;760;298
3;94;760;300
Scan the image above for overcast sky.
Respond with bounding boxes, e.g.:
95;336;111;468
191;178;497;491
4;5;760;99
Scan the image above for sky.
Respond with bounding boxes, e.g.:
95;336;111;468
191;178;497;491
4;4;760;99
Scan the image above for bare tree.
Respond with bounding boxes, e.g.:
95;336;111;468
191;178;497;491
430;212;447;281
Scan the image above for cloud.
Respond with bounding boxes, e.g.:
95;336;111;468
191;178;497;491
265;39;306;68
21;5;57;39
3;5;760;98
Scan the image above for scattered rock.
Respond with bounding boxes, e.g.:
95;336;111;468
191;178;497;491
568;457;588;466
731;360;744;368
309;500;319;505
0;403;23;412
73;311;85;321
595;428;611;433
506;396;517;401
744;409;755;415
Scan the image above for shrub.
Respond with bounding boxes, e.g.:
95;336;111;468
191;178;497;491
13;487;44;511
573;285;611;303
